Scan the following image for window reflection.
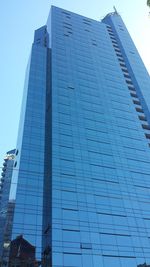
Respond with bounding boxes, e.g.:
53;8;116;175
8;235;41;267
137;264;150;267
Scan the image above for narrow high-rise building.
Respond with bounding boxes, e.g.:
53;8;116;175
0;149;16;266
4;6;150;267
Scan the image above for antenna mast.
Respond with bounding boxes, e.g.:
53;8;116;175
113;6;118;14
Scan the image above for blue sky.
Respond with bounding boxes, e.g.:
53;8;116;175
0;0;150;166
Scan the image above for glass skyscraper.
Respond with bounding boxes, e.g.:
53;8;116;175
4;6;150;267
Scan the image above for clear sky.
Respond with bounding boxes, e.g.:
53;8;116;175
0;0;150;167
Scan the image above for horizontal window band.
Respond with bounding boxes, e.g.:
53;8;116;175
60;133;72;137
83;22;91;25
91;178;119;184
61;190;76;193
62;11;70;15
59;145;73;149
94;194;121;200
127;157;150;164
60;173;76;177
63;22;72;26
62;208;78;211
64;26;72;30
88;150;112;156
63;252;82;255
134;185;150;189
130;170;150;176
87;138;110;144
102;254;136;259
97;212;126;218
90;164;116;170
100;232;131;237
83;18;92;22
120;135;141;141
85;127;108;134
60;158;74;162
62;229;80;232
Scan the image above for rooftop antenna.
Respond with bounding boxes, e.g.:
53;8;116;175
113;6;118;14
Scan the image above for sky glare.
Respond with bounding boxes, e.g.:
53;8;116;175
0;0;150;166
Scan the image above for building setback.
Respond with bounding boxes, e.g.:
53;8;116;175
4;6;150;267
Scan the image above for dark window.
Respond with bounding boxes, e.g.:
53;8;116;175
135;107;144;113
129;51;135;54
116;53;123;57
138;115;147;121
115;48;121;53
145;133;150;139
106;25;112;29
124;74;131;79
118;58;124;62
63;22;72;26
121;68;128;73
80;243;92;249
64;26;72;30
83;18;92;23
68;85;75;89
130;92;138;98
110;36;117;41
128;86;135;91
126;80;133;85
113;44;119;48
120;63;126;67
142;124;150;130
62;11;70;15
133;99;141;105
109;32;115;37
83;21;91;25
14;161;17;167
112;39;117;44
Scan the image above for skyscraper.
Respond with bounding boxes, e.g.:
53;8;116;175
4;5;150;267
0;149;16;266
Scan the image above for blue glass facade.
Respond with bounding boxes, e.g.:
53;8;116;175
49;7;150;267
4;6;150;267
7;26;50;266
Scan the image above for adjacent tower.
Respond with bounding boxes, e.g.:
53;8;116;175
0;149;16;266
4;6;150;267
